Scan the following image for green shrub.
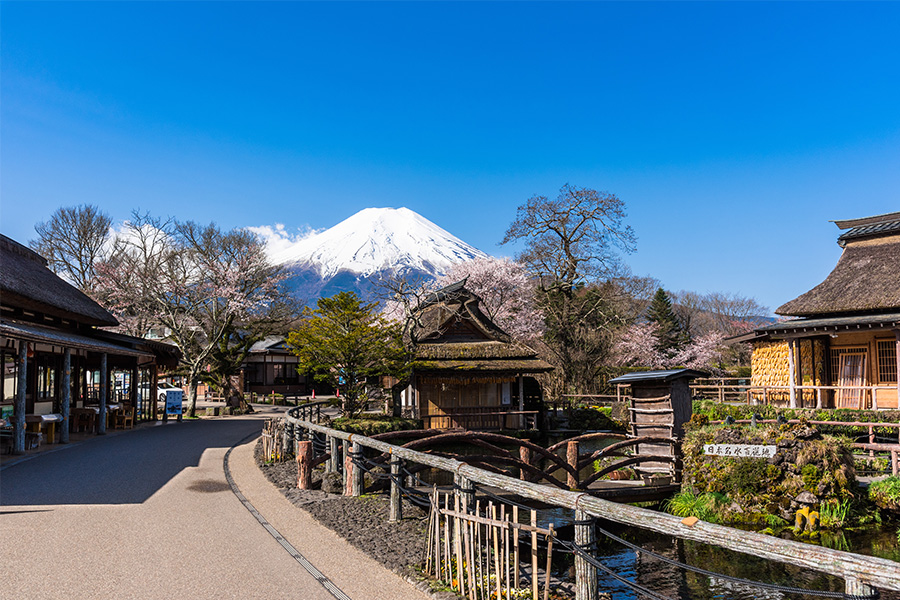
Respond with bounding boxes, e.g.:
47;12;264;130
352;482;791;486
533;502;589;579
331;415;422;436
869;476;900;512
665;491;728;523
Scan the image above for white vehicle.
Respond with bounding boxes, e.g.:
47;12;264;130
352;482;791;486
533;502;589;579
157;382;183;403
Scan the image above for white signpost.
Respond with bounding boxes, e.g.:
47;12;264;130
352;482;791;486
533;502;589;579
703;444;777;459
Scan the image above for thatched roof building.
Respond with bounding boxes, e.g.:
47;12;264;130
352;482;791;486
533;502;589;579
1;234;178;453
741;212;900;410
399;280;552;429
776;211;900;317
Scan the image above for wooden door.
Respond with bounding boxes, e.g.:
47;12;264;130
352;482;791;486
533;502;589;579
837;353;867;408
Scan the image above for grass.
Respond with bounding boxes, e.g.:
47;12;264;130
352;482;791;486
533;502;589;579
818;499;851;529
664;491;728;523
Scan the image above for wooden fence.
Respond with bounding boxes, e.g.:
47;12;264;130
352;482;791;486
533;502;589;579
425;489;555;600
284;405;900;599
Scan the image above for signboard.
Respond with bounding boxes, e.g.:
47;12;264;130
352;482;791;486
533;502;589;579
703;444;776;459
165;389;184;416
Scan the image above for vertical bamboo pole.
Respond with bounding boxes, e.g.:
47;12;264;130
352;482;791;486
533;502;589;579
444;493;452;585
432;490;440;580
513;505;520;588
503;506;510;600
531;510;539;600
425;496;434;575
544;523;554;600
567;441;579;489
465;515;476;600
492;503;501;600
574;509;598;600
390;456;403;522
455;494;466;598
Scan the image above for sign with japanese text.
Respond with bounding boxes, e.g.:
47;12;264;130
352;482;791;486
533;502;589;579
703;444;776;459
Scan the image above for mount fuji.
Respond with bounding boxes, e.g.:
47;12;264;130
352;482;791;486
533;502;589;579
267;207;489;302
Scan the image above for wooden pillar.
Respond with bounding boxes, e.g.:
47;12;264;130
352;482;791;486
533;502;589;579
61;348;71;444
389;455;402;522
574;509;598;600
518;375;525;429
130;364;138;422
346;441;363;496
98;353;108;434
895;330;900;411
13;342;27;455
787;340;797;409
567;441;580;489
519;446;531;481
342;439;350;485
296;440;313;489
454;473;474;513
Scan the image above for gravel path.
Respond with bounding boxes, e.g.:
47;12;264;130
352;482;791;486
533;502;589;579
255;441;430;575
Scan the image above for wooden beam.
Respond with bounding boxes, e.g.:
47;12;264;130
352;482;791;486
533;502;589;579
787;340;797;408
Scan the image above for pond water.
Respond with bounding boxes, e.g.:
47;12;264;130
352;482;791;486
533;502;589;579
531;506;900;600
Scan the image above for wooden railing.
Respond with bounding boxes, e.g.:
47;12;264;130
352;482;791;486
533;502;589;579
421;409;538;431
283;406;899;598
690;383;899;410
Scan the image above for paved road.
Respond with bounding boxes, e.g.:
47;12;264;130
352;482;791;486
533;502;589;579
0;410;429;600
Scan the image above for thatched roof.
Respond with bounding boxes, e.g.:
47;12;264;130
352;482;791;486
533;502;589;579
0;234;118;327
412;280;511;344
411;282;553;375
834;211;900;246
776;237;900;317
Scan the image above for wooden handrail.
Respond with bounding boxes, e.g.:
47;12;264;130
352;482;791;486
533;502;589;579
285;410;899;594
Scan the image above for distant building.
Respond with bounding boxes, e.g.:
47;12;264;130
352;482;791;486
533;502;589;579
239;336;325;396
740;212;899;409
399;280;553;429
0;234;179;453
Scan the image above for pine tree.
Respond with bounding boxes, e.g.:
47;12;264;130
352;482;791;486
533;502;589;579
646;288;689;356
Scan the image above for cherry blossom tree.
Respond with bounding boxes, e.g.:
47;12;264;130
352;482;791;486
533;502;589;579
94;213;290;417
612;322;726;372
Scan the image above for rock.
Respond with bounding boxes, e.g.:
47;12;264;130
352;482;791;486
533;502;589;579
729;502;744;514
321;472;343;494
794;491;818;506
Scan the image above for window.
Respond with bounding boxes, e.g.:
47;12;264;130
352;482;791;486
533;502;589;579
830;347;867;385
877;340;898;383
2;352;17;402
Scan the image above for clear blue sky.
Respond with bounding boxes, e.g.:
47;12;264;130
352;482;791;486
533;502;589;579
2;2;898;314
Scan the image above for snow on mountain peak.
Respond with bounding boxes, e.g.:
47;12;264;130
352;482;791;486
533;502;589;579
262;207;488;279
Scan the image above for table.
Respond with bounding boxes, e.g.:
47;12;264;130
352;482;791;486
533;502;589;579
25;413;64;444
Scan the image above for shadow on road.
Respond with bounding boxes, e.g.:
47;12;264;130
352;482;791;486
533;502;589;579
0;418;261;506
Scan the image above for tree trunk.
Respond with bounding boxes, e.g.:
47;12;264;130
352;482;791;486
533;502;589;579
188;370;199;418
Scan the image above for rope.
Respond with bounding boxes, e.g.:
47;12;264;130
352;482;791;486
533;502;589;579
592;523;877;600
557;538;673;600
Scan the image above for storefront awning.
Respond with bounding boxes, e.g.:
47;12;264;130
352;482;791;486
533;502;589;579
0;320;151;358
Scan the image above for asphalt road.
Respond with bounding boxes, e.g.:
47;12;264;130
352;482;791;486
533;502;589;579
0;411;429;600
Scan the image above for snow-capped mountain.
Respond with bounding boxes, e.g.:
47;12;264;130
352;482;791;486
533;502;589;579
268;207;488;302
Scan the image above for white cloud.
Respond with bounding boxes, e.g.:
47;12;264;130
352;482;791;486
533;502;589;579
247;223;319;263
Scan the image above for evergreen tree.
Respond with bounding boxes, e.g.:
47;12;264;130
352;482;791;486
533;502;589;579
646;288;689;356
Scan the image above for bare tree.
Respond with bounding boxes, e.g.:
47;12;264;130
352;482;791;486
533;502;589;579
501;184;638;395
31;204;112;293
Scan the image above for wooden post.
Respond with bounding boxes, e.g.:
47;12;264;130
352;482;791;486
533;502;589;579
61;348;71;444
892;450;899;477
296;440;313;489
455;473;474;513
98;353;108;435
513;504;520;588
869;426;875;459
567;441;579;489
350;441;363;496
787;340;797;409
845;577;876;599
544;523;554;600
816;387;823;410
390;455;402;522
520;446;531;481
284;420;295;458
329;435;339;473
130;364;138;423
895;330;900;410
13;343;27;454
574;509;598;600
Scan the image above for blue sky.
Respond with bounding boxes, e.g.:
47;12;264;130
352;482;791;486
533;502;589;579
2;1;898;313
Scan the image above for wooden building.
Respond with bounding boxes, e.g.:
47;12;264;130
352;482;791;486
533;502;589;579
239;336;325;396
399;280;553;430
740;212;900;409
0;234;179;454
